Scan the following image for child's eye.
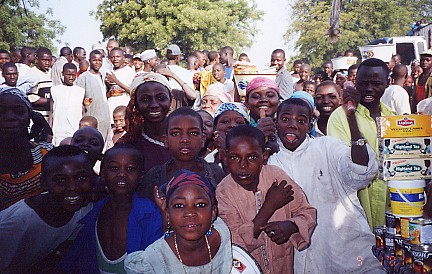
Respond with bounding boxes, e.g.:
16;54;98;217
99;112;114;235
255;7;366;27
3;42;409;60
248;155;257;160
298;120;306;124
158;96;168;101
196;202;206;208
190;131;199;136
173;203;184;208
77;175;88;181
127;166;136;171
109;166;118;171
170;132;180;136
229;155;239;160
55;178;66;184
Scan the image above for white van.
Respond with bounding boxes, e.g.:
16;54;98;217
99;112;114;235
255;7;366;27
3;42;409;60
359;36;428;65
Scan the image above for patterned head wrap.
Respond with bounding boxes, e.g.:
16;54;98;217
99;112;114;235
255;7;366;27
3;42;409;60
214;102;250;124
245;77;279;99
0;88;32;110
119;73;171;144
164;170;216;206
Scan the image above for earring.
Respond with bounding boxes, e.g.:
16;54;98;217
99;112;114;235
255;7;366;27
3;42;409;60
164;222;173;238
206;223;214;236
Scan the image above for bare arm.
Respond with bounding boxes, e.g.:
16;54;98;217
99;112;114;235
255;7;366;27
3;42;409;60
157;67;197;100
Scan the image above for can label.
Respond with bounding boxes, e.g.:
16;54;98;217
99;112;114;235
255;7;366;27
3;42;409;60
386;211;401;234
401;217;412;239
411;245;432;273
395;236;404;257
410;219;432;245
403;242;413;265
385;232;395;254
375;226;386;249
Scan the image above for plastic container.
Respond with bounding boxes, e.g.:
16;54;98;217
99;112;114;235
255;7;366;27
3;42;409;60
388;180;426;217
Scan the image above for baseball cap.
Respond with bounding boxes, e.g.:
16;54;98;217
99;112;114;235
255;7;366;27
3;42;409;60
166;44;182;56
140;49;157;61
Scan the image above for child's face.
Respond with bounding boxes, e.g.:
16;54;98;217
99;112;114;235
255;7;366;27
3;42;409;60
293;63;302;74
124;58;133;68
315;85;340;117
198;111;214;145
166;115;205;162
246;87;279;120
303;84;316;97
299;66;310;81
335;73;346;87
133;58;143;70
63;68;77;86
136;82;171;123
167;185;215;241
0;94;30;133
265;132;280;155
404;76;413;87
201;95;222;117
348;68;357;84
44;155;93;212
276;103;311;152
215;111;246;135
226;136;267;191
71;127;104;164
212;65;225;81
270;52;285;71
89;54;103;72
101;150;142;196
323;64;333;75
113;112;126;132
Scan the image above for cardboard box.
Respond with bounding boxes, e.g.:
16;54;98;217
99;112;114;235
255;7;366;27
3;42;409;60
377;115;431;138
379;137;431;159
379;158;432;180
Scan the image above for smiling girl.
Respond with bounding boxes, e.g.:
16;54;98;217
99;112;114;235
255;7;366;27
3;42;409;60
125;170;233;273
117;73;172;173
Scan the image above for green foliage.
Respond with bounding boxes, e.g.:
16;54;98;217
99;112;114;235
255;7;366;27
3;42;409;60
287;0;432;69
94;0;263;55
0;0;64;52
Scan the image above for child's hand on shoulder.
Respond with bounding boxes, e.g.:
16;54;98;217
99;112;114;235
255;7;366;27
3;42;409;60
260;221;299;245
263;179;294;212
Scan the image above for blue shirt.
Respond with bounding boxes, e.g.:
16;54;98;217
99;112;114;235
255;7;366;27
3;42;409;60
60;193;162;273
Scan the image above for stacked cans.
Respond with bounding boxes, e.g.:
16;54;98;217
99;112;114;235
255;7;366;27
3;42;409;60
374;115;432;273
373;212;432;273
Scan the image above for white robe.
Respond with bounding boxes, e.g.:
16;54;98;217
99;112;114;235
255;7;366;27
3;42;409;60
268;136;385;274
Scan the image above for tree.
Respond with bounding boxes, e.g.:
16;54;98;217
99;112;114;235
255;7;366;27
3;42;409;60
286;0;432;69
0;0;64;52
93;0;263;55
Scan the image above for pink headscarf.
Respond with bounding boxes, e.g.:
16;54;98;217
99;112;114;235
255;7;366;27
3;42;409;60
203;84;232;103
245;77;279;98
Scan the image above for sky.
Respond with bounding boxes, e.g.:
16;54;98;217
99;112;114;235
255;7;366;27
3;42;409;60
37;0;296;68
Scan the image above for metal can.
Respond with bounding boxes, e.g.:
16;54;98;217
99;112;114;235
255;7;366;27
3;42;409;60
400;217;413;239
374;225;386;249
395;235;404;258
386;211;401;235
386;232;396;255
403;241;413;266
409;218;432;245
411;244;432;273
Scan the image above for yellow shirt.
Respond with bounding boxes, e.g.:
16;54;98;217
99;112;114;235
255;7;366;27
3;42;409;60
327;103;395;229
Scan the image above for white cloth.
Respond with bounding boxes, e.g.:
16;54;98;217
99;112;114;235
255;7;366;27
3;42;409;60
124;217;232;274
417;96;432;114
107;66;135;123
0;199;92;273
167;64;193;90
16;63;31;78
214;79;234;94
268;136;385;274
51;84;85;146
381;85;411;115
51;56;70;86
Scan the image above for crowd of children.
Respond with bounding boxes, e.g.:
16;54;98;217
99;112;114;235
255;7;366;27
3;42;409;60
0;40;431;274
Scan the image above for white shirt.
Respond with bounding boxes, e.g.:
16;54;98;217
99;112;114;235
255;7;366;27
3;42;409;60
167;64;193;90
0;200;92;273
381;85;411;115
268;136;384;274
51;84;85;146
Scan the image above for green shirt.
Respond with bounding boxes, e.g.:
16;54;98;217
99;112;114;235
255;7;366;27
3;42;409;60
327;103;395;229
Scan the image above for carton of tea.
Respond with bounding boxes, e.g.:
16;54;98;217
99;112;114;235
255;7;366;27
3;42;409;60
379;137;431;159
377;115;431;138
379;158;432;180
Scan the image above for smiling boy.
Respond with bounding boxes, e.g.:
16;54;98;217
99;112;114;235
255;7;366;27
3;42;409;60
271;49;293;100
269;95;384;273
313;80;341;136
0;146;94;273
